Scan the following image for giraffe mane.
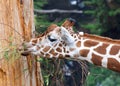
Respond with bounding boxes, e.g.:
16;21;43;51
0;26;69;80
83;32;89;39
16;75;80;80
83;33;120;45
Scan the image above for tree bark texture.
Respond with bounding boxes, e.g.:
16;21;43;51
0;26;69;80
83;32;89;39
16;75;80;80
0;0;43;86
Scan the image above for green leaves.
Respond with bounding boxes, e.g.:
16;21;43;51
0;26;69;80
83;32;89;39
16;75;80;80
86;64;120;86
82;23;103;35
109;9;120;16
34;0;47;9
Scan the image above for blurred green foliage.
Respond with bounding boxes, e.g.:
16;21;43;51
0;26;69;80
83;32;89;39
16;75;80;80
34;0;120;86
85;64;120;86
34;0;47;9
83;0;120;35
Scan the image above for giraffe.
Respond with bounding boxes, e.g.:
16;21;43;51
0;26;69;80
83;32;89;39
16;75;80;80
22;18;76;54
21;19;120;73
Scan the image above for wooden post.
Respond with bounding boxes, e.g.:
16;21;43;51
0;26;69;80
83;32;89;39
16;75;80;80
0;0;43;86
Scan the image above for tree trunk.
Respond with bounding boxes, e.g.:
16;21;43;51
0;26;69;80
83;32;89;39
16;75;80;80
0;0;43;86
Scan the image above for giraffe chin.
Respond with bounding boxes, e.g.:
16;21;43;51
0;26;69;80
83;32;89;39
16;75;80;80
21;51;30;56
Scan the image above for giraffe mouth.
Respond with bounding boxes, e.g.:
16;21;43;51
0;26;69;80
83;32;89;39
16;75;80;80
20;42;31;56
21;51;30;56
21;46;32;56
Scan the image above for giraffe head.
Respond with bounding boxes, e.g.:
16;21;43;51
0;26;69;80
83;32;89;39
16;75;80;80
21;18;77;58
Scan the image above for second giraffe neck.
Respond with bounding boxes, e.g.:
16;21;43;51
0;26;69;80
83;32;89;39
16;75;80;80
71;32;120;72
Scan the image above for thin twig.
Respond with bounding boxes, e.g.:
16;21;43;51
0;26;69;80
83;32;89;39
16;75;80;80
0;23;23;38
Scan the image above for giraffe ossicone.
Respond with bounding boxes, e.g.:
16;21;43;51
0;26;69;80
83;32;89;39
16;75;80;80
21;19;120;73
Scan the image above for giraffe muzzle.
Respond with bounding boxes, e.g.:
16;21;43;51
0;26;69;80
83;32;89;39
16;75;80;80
20;42;32;56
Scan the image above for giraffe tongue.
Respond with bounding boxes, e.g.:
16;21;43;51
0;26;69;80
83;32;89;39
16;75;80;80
21;51;30;56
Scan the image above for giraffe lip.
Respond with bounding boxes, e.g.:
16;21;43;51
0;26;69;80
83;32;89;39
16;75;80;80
21;51;30;56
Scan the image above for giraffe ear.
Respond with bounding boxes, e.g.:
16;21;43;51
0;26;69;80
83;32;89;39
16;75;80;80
60;26;75;44
62;18;76;28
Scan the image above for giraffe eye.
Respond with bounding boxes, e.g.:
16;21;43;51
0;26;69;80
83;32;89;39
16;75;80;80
48;35;57;42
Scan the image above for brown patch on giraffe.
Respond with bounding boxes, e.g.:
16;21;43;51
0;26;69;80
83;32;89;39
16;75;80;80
76;41;81;47
53;43;58;47
74;54;79;58
59;43;62;47
75;39;77;41
79;49;90;57
38;37;42;41
110;45;120;55
63;47;66;52
59;54;64;58
41;51;44;55
67;51;69;53
32;43;36;46
107;58;120;72
91;53;102;66
84;40;99;47
70;48;75;51
46;53;51;58
43;46;51;52
49;49;58;56
36;45;40;50
73;35;77;38
56;48;62;52
62;42;66;45
94;43;109;54
32;39;37;44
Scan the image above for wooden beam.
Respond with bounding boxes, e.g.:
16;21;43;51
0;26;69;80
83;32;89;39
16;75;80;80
34;9;83;14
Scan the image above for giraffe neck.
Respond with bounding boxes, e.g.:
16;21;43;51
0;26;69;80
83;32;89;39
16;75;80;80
72;33;120;72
